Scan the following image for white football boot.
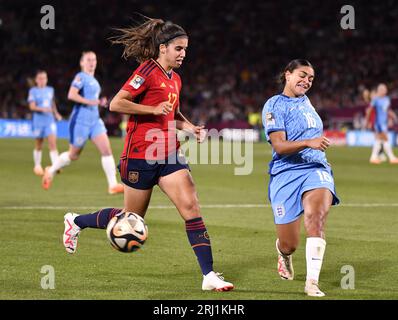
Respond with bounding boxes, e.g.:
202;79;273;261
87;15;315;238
202;271;234;291
276;239;294;280
63;213;81;254
305;279;325;297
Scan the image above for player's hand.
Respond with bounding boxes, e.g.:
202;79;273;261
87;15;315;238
307;136;330;152
55;113;63;121
42;107;53;113
153;101;173;116
99;97;108;108
88;99;101;106
193;125;206;143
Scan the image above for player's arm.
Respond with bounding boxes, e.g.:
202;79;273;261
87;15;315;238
51;99;62;121
109;90;172;116
388;108;398;123
28;101;52;113
269;131;330;155
364;106;373;129
175;109;206;143
67;86;99;107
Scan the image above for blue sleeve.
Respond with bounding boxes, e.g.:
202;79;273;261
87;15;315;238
71;73;84;90
262;97;286;142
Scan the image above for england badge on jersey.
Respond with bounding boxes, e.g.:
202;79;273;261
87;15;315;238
275;204;285;218
129;75;145;89
265;112;275;126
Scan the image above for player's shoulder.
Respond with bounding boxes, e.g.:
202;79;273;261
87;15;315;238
264;94;286;111
46;86;54;92
133;60;158;79
29;86;38;93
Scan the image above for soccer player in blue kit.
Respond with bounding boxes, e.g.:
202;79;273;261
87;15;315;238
262;59;340;297
365;83;398;164
42;51;123;194
27;70;62;176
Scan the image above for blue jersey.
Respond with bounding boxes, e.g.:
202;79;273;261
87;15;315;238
70;72;101;126
27;86;55;124
371;96;390;127
262;94;329;175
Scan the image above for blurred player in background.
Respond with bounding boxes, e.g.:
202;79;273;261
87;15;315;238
42;51;124;194
365;83;398;164
27;70;62;176
262;59;340;297
363;88;386;162
62;17;234;292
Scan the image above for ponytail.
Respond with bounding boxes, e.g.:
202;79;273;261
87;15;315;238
110;15;187;63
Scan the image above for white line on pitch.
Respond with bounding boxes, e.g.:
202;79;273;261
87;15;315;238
1;203;398;210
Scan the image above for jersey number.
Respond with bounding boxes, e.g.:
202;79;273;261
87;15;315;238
316;170;333;183
303;112;317;128
168;93;178;108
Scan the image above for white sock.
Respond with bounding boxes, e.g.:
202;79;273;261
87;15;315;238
370;139;382;160
306;237;326;283
49;150;59;165
382;141;396;160
101;155;118;188
49;152;71;176
33;149;42;167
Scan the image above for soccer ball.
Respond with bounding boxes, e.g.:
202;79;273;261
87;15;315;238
106;212;148;253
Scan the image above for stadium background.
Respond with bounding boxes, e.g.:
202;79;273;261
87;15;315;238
1;0;398;137
0;0;397;301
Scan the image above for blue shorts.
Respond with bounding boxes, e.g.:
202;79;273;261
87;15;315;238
32;120;57;138
374;122;387;133
69;119;107;148
268;165;340;225
118;151;190;190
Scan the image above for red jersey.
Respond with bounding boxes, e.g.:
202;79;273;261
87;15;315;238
120;59;182;160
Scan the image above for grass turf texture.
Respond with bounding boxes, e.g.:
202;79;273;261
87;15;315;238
0;138;397;299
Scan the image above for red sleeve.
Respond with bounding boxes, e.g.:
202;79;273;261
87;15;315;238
121;63;152;99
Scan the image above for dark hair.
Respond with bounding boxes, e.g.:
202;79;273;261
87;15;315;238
278;59;314;85
80;51;96;61
35;69;47;76
110;15;187;63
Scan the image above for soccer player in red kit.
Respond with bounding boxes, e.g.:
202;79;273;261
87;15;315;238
62;16;234;292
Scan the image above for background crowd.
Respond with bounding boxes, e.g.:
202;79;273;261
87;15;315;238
1;0;397;134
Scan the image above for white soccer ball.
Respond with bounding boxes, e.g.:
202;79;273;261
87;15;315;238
106;212;148;253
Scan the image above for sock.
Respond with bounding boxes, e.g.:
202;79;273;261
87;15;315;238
74;208;123;229
101;155;118;188
370;139;382;160
33;149;42;167
49;150;59;165
306;237;326;283
49;152;71;176
382;141;396;160
185;217;213;275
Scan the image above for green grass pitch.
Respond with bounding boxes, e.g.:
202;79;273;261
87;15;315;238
0;138;397;299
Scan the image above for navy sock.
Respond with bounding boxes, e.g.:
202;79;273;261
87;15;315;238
185;217;213;275
74;208;123;229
